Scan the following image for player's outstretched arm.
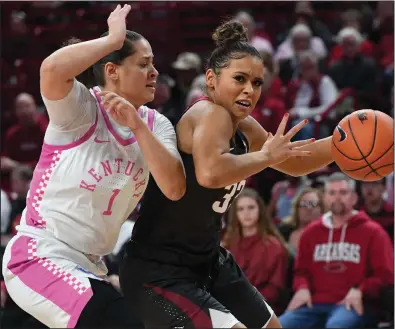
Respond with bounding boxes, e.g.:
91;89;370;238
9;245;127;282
189;102;313;189
246;116;334;176
133;116;186;201
40;4;131;101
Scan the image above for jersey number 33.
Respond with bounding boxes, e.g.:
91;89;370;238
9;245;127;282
212;180;246;214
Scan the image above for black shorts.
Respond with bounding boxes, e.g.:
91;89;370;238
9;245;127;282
75;279;143;329
120;246;274;328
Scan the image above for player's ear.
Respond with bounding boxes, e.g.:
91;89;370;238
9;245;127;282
104;62;119;82
206;69;216;90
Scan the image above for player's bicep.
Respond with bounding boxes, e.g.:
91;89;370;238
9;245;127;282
40;59;74;101
191;105;233;172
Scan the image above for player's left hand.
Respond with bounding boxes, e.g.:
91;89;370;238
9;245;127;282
337;287;364;315
98;91;144;131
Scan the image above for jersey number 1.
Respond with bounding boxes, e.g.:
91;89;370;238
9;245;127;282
212;181;246;214
103;189;121;216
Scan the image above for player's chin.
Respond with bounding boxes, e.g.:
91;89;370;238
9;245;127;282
232;105;254;119
142;91;155;104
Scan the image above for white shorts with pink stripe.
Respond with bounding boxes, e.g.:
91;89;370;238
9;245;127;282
2;235;97;328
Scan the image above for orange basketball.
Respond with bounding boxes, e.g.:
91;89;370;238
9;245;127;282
331;109;394;181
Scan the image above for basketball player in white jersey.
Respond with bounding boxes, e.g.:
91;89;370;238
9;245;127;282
2;5;186;328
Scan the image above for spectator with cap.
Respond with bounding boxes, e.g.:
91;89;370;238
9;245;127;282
327;27;378;109
234;10;274;55
170;51;202;113
276;24;327;85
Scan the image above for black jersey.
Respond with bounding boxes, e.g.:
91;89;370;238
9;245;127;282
130;97;249;268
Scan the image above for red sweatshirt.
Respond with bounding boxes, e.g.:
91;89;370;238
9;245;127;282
229;235;289;314
294;211;394;304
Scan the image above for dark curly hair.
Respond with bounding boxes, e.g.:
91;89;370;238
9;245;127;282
208;20;262;74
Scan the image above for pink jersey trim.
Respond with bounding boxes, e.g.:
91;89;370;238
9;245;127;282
147;107;155;131
92;88;155;146
25;150;63;228
42;111;98;152
6;236;93;328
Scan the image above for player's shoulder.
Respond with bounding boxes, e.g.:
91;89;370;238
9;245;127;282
187;99;230;120
139;105;160;120
139;105;173;130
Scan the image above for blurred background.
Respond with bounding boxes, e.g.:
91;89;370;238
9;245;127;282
1;1;394;328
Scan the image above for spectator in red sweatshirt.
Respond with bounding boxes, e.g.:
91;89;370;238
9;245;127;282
1;92;48;173
359;179;394;243
222;188;290;315
279;172;394;328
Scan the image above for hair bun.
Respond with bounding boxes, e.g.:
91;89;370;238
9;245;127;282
212;21;248;48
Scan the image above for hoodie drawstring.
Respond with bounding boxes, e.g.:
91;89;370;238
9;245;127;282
326;222;348;264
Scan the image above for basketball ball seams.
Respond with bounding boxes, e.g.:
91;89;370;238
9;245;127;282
331;110;393;181
342;142;394;172
347;115;382;178
364;163;394;179
332;137;364;161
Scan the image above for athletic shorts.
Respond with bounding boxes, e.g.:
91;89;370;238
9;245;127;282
2;235;142;328
120;245;274;328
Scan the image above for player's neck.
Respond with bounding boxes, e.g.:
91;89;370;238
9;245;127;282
242;226;258;237
101;85;141;109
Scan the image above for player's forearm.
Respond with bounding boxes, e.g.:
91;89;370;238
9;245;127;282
40;36;118;82
195;151;271;189
133;124;186;201
272;137;334;176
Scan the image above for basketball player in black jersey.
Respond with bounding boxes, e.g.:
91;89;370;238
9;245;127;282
120;21;334;328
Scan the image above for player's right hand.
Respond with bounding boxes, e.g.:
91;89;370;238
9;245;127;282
107;4;132;49
260;113;315;167
286;288;313;311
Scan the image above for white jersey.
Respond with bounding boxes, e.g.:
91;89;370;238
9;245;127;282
15;80;180;275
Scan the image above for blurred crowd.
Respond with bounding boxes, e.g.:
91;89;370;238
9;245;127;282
1;1;394;328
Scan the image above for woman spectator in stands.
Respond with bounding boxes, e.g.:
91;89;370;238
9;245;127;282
222;188;290;315
287;50;338;140
328;9;375;67
327;27;378;109
278;187;324;252
275;24;327;85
